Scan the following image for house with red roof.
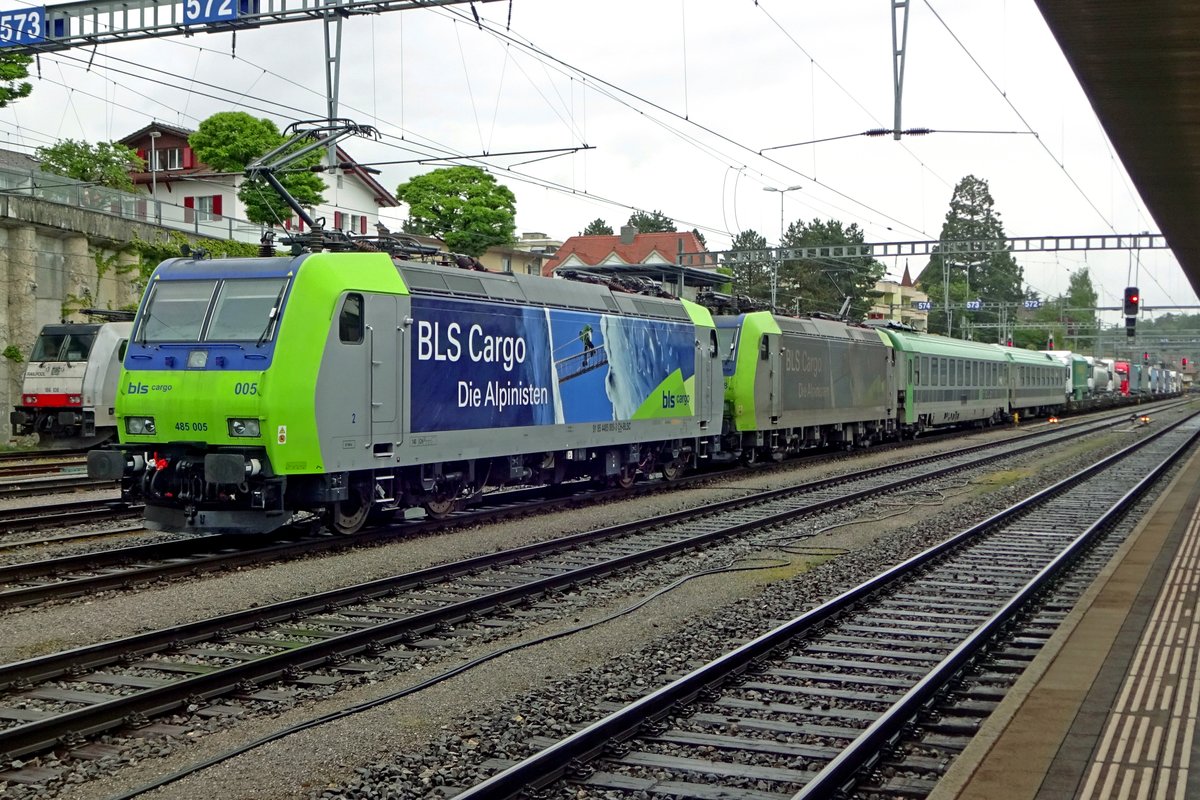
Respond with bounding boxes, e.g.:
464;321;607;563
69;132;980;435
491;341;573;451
119;121;398;238
541;227;721;297
543;228;707;277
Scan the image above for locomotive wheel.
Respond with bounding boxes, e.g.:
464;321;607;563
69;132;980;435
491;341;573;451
330;484;371;535
660;459;685;481
424;496;459;519
614;467;636;489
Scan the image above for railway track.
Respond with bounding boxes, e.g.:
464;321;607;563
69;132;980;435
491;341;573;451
453;412;1200;799
0;457;87;480
0;404;1153;611
0;499;140;537
0;448;87;466
0;525;148;555
0;473;115;499
0;404;1172;768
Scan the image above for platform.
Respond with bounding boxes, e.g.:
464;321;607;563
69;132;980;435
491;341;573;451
930;443;1200;800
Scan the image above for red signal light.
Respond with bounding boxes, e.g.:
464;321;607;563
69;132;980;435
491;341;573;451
1184;358;1189;367
1124;286;1141;316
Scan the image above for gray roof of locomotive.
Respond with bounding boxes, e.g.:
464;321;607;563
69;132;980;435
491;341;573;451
394;261;692;322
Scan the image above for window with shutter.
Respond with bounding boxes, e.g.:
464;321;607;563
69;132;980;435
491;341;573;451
182;147;194;169
212;195;223;217
334;211;343;230
184;196;195;224
360;216;367;235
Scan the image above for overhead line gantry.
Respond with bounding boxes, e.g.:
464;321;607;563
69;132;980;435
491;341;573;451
0;0;501;165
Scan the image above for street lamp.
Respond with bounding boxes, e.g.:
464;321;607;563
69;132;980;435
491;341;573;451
148;131;161;223
762;184;802;310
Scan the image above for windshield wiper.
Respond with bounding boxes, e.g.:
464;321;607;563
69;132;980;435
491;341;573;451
256;281;289;348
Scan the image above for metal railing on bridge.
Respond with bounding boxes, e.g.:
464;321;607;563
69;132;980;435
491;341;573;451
0;164;269;244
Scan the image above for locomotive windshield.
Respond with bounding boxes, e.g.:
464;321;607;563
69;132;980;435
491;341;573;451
715;325;740;361
137;277;290;343
30;330;97;362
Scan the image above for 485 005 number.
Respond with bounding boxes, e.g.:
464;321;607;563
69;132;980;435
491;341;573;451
175;421;209;432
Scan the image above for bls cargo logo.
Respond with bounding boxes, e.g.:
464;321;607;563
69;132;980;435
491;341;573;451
416;320;528;371
127;382;173;394
661;391;692;408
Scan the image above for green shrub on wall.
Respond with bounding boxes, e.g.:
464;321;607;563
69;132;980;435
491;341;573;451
130;233;261;282
3;345;24;363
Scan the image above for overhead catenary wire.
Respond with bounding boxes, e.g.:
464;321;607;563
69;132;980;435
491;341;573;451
11;2;916;244
922;0;1119;236
25;42;739;238
433;3;929;239
2;0;1180;295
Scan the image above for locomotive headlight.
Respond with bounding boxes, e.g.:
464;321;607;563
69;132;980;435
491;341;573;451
125;416;156;435
228;418;261;437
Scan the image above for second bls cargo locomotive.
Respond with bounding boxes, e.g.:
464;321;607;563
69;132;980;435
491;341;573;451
88;248;1121;537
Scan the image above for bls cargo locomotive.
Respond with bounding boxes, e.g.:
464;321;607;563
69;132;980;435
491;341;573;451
88;245;1171;537
88;252;723;534
11;318;132;446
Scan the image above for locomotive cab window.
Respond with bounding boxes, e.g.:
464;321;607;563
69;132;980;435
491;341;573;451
715;326;738;359
339;293;364;344
30;330;97;362
65;336;92;361
709;329;718;358
136;279;218;343
206;277;290;342
760;335;770;361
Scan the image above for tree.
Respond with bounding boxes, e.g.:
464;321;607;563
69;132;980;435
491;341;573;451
188;112;325;226
36;140;143;191
0;53;32;108
627;209;676;233
582;218;613;236
691;228;707;249
918;175;1024;340
1016;268;1101;350
396;166;516;256
777;218;884;321
724;229;771;302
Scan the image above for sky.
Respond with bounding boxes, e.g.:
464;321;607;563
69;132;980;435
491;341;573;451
3;0;1195;324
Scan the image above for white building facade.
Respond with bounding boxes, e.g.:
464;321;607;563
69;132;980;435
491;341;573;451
119;122;398;243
